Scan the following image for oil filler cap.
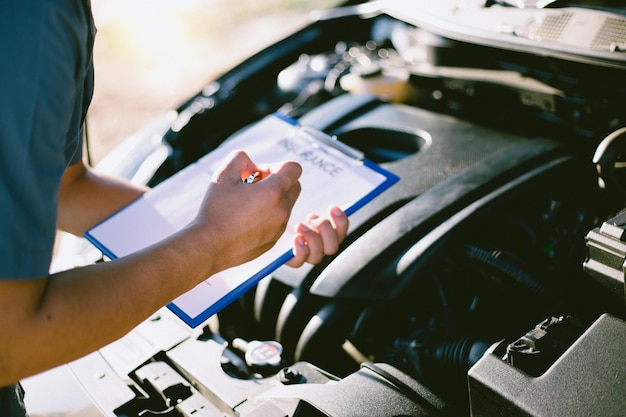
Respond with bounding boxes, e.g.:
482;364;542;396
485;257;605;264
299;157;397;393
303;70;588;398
232;338;283;371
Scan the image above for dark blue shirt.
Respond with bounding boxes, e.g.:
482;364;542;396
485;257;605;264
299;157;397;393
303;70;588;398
0;0;95;414
0;0;94;279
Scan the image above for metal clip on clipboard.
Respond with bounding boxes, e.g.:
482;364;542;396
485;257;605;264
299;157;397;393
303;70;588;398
298;124;365;163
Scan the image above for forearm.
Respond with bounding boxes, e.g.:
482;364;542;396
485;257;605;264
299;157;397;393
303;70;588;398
0;152;341;387
0;223;216;386
58;164;148;235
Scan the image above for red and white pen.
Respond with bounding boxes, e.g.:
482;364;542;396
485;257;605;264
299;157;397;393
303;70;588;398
244;171;261;184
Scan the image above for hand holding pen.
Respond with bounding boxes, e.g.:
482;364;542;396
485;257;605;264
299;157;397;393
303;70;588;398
240;155;348;268
192;151;347;274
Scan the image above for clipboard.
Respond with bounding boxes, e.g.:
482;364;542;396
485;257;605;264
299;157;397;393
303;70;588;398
85;113;399;328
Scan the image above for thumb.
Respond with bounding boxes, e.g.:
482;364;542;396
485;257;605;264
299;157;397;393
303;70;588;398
213;151;258;184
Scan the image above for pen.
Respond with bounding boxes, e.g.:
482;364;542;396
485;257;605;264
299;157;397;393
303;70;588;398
244;171;261;184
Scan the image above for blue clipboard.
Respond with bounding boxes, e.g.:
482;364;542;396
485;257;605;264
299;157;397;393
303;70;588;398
85;113;399;328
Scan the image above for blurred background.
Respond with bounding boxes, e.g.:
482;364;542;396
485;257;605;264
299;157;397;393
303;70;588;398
23;1;341;416
87;0;341;164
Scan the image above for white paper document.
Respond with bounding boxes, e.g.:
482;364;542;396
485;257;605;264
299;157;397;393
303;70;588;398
86;113;399;328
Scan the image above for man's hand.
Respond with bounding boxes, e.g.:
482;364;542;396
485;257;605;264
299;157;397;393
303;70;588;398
190;151;348;274
287;206;349;267
190;151;303;274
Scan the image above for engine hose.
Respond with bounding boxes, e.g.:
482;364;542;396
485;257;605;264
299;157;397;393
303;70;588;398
461;244;548;298
429;336;490;376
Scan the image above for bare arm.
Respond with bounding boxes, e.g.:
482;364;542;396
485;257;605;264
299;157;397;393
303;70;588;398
57;161;148;236
0;151;321;386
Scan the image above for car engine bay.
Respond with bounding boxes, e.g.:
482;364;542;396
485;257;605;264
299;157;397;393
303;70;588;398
63;1;626;416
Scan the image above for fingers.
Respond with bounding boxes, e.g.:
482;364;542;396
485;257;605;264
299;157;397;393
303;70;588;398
246;158;302;210
225;152;303;220
268;159;303;187
215;151;301;189
196;151;304;272
203;151;347;271
304;206;349;255
293;222;325;265
329;205;349;244
212;151;258;185
286;205;349;268
287;234;311;268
